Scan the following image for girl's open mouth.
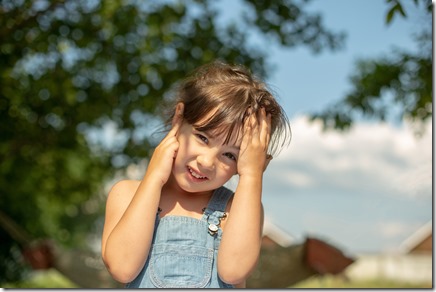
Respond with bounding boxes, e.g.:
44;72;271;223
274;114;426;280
187;166;208;180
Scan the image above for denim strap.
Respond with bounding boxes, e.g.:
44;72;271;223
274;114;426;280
202;186;233;226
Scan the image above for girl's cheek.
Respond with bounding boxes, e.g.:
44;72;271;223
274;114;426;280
219;162;237;176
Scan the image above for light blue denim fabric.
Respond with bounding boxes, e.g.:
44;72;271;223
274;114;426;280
126;186;234;288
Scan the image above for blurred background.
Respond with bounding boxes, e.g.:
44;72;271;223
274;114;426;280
0;0;432;288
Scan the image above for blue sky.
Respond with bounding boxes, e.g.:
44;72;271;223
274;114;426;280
219;0;432;255
267;0;424;118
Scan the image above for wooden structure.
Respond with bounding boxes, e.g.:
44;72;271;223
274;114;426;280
247;220;355;288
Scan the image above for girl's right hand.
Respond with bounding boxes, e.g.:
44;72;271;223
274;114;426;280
145;103;184;186
237;107;271;178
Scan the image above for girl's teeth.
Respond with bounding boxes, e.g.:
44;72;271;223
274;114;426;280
189;167;206;179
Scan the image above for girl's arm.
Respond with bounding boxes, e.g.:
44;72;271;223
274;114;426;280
101;104;184;283
217;108;271;284
101;179;161;283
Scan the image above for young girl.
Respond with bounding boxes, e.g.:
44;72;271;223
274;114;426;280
101;61;291;288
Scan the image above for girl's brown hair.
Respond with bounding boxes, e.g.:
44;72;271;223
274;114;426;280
167;60;291;156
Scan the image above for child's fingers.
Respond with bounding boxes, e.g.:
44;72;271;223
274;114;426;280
243;111;253;135
264;112;272;147
241;109;253;148
259;108;271;148
251;109;259;135
169;103;184;136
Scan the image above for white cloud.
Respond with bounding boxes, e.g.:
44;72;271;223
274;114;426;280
269;115;432;199
283;171;314;188
379;221;412;238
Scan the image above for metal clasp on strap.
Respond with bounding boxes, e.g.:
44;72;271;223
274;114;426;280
206;212;227;236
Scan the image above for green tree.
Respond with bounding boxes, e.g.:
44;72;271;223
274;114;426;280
310;0;432;132
0;0;344;283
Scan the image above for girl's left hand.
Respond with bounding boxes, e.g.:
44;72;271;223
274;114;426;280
237;107;272;178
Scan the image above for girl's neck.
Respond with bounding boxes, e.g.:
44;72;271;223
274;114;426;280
159;175;214;219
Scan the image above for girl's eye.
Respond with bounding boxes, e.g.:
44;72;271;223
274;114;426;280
224;153;237;161
196;134;208;144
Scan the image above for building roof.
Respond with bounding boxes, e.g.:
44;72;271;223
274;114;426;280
399;220;432;253
262;218;295;247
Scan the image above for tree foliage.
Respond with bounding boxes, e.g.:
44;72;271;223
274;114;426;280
310;0;432;132
0;0;344;282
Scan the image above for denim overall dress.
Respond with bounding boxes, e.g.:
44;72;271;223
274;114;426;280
126;186;235;288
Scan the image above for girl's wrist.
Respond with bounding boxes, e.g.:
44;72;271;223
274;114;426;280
142;172;166;189
238;172;263;184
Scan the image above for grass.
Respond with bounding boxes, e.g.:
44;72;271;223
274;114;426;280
290;274;433;289
2;269;78;288
3;270;432;289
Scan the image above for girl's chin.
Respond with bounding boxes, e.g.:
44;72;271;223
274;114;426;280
176;180;210;193
172;174;215;193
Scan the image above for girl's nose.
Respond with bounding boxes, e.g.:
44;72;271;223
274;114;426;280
197;153;215;170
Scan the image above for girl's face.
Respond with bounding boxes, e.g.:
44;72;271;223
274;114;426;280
171;119;242;194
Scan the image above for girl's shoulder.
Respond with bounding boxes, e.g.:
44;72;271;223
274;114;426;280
110;179;141;192
108;179;141;203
